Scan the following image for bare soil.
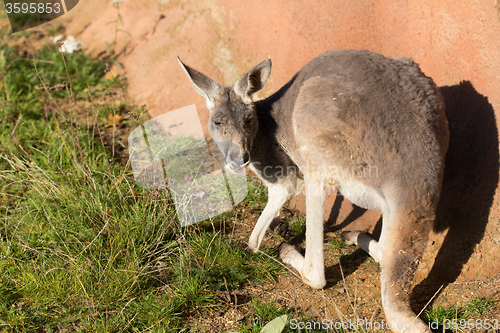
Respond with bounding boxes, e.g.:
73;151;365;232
184;196;500;332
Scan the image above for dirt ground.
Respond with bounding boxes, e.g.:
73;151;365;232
181;195;500;332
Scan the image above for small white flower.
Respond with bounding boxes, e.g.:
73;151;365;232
58;36;84;53
113;0;123;3
52;34;64;44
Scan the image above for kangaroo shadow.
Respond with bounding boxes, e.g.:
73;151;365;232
323;196;383;287
411;81;499;310
322;81;499;304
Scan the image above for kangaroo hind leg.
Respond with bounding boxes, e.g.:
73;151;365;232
379;211;434;333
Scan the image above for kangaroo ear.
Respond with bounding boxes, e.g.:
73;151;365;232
234;59;272;102
178;57;221;108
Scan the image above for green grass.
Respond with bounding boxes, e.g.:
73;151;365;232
238;298;335;333
245;177;268;209
424;298;497;332
425;304;462;326
330;238;348;251
238;298;287;332
0;27;282;332
289;217;306;244
461;297;496;317
3;44;112;114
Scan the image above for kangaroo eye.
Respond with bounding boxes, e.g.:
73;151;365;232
214;121;225;126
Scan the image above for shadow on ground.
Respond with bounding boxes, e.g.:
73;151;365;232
411;81;499;306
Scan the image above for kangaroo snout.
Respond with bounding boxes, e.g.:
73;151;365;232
226;149;250;174
217;142;249;173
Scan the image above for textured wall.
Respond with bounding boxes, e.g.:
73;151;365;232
64;0;500;282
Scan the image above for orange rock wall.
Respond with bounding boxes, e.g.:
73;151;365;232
64;0;500;125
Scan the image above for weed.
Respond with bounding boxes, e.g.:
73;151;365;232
184;231;282;292
245;177;268;210
330;238;348;251
424;298;497;331
289;217;306;243
0;46;116;131
238;298;287;332
425;304;462;325
105;0;131;54
238;298;361;333
462;297;496;317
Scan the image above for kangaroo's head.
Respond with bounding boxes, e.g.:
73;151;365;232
178;57;271;173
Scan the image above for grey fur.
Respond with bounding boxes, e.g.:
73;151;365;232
179;49;449;333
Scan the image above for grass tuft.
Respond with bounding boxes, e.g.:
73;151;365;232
424;298;497;331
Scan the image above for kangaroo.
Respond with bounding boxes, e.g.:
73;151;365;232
178;49;449;333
